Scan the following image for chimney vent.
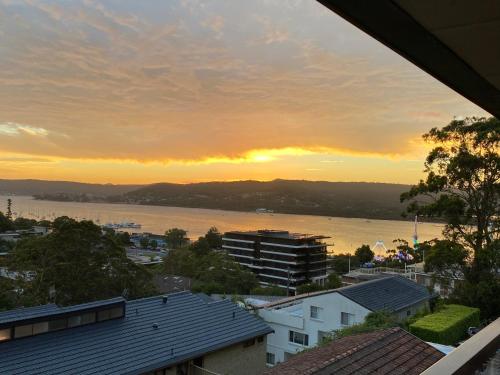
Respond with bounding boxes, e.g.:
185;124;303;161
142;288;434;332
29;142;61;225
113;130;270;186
153;323;159;329
232;311;235;319
162;296;168;304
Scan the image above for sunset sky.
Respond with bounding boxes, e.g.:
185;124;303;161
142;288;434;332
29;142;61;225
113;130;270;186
0;0;489;184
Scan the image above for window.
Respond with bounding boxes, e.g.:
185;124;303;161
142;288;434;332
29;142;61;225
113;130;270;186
289;330;309;346
310;306;320;319
33;321;48;335
68;315;82;328
14;324;33;338
81;312;96;324
0;328;11;342
49;318;67;331
341;312;354;326
98;306;124;322
266;352;275;365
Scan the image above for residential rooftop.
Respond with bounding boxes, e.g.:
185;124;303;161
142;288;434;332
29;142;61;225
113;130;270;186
0;291;273;375
262;275;431;313
224;229;329;240
264;327;444;375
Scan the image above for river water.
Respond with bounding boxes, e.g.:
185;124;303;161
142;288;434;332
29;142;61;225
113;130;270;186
1;195;443;255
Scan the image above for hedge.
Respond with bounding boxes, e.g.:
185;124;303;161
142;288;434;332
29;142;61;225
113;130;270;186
409;304;480;345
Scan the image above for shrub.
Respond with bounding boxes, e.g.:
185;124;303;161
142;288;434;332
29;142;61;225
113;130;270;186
409;304;480;345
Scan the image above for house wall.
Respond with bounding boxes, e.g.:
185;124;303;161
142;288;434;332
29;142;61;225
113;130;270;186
393;300;429;321
259;292;371;365
202;336;268;375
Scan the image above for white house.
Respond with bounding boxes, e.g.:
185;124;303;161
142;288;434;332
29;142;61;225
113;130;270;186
256;276;431;366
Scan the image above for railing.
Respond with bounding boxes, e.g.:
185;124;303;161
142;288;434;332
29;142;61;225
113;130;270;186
421;317;500;375
350;267;409;275
189;364;221;375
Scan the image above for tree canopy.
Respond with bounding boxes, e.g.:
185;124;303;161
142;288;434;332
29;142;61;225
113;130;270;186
164;228;188;249
401;117;499;319
7;216;156;306
354;244;374;264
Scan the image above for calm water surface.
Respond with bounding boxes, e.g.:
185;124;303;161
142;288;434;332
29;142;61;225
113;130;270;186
2;195;443;255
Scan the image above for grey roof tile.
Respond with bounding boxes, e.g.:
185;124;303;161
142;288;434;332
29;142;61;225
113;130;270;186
0;292;273;374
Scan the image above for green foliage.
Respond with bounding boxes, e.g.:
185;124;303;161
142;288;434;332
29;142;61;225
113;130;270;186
401;117;499;319
0;277;16;311
189;237;211;255
409;304;480;345
0;211;13;232
164;228;188;249
296;282;323;294
139;237;149;249
332;310;398;340
250;285;287;296
354;244;374;264
331;253;358;274
7;216;157;306
204;227;222;249
12;217;38;230
325;273;342;289
163;247;258;295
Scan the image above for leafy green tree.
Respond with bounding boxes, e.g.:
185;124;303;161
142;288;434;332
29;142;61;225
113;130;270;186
0;212;13;232
189;237;211;255
296;282;323;295
354;244;374;264
139;237;149;249
401;117;499;319
162;248;258;295
13;217;38;230
333;310;398;339
149;239;158;249
325;273;342;289
204;227;222;249
331;253;357;274
165;228;188;249
250;285;287;296
0;277;16;311
7;216;156;306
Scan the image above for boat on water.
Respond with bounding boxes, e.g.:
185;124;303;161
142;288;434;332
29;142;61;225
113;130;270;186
255;208;274;214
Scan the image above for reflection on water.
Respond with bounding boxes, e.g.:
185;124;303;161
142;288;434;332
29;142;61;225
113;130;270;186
1;195;443;255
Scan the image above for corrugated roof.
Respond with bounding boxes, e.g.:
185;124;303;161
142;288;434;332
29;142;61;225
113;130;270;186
0;297;125;325
337;276;430;312
262;276;430;312
264;327;444;375
0;292;273;375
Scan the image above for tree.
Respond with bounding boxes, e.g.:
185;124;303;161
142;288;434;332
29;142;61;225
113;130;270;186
139;237;149;249
0;212;13;232
333;310;398;339
401;117;499;319
13;217;37;230
204;227;222;249
355;244;374;264
325;273;342;289
165;228;188;249
189;237;211;255
149;239;158;249
6;199;12;220
7;216;156;306
296;282;323;294
250;285;287;296
331;253;357;274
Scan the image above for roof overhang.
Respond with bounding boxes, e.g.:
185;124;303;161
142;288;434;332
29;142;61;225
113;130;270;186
317;0;500;118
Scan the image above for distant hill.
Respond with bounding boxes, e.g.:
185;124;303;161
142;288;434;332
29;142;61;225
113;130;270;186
119;179;412;220
11;179;415;220
0;179;141;196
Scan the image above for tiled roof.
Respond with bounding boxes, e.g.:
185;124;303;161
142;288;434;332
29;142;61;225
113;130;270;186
262;276;430;313
264;327;445;375
0;297;124;325
0;292;273;375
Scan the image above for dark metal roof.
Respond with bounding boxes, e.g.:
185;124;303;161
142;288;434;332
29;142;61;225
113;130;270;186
337;275;430;312
264;327;444;375
0;297;125;325
318;0;500;118
0;292;273;375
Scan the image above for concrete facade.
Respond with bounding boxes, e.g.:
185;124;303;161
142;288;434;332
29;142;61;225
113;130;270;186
203;336;268;375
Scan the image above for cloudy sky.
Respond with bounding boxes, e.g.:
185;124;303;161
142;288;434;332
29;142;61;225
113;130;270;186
0;0;488;184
